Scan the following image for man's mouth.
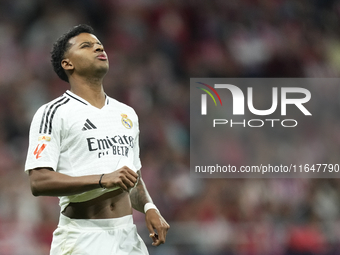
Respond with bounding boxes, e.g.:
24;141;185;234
97;54;107;60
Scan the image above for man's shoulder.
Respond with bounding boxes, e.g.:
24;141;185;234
106;96;138;115
33;92;75;118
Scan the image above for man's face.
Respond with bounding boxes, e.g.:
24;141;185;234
63;33;109;79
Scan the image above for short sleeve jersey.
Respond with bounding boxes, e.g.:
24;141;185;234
25;90;142;211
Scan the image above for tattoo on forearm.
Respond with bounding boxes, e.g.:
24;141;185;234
130;173;153;213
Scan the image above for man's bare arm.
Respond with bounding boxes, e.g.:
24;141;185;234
129;171;170;246
29;166;138;196
129;172;153;212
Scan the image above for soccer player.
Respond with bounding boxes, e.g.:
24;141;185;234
25;24;169;255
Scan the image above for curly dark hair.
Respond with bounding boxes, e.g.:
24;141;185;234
51;24;95;83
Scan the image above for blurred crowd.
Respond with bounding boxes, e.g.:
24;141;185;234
1;0;340;254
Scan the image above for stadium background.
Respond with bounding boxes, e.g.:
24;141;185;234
1;0;340;254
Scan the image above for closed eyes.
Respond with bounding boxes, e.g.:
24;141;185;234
80;41;103;48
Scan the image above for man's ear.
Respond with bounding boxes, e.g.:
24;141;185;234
61;58;74;71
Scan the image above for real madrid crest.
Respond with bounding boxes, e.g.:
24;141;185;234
121;114;133;129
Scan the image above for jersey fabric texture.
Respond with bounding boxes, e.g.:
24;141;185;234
25;90;142;211
50;214;149;255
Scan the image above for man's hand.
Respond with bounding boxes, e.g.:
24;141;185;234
145;209;170;246
101;166;138;191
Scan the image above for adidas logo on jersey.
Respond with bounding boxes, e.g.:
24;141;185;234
82;119;97;131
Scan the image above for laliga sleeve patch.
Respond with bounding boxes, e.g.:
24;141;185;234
34;144;47;159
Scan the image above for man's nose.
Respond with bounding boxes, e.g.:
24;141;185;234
95;44;104;52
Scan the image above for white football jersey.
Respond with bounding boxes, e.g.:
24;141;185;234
25;90;142;211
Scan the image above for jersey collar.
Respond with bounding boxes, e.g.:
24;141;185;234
65;90;110;106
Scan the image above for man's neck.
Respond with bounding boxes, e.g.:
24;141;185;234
69;77;106;109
